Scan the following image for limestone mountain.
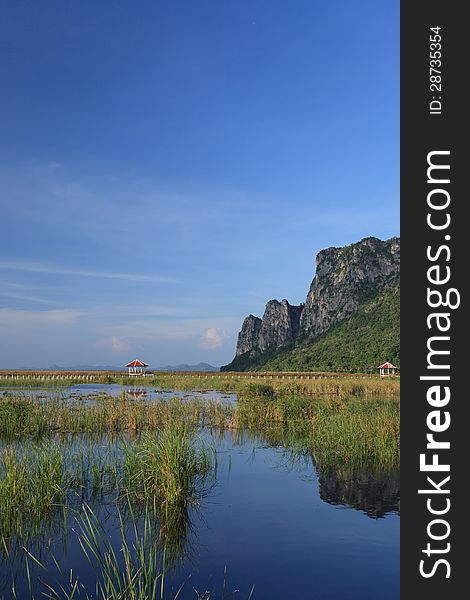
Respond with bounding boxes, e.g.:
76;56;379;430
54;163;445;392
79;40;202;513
236;300;303;359
221;236;400;372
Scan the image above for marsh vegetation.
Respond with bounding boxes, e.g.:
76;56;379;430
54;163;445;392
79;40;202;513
0;377;399;599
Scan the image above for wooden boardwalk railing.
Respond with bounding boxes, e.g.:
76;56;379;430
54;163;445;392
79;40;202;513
0;370;398;382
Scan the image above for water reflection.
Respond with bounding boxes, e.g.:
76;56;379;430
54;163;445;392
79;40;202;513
317;466;400;518
224;427;400;518
0;383;237;405
126;387;148;400
0;393;400;599
0;467;210;599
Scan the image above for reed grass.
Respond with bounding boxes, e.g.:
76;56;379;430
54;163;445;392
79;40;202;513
0;441;119;542
0;384;399;544
0;423;216;545
0;385;397;598
140;374;399;399
123;424;216;507
122;423;217;569
10;504;253;600
0;443;67;540
232;394;399;471
0;394;233;439
0;389;399;473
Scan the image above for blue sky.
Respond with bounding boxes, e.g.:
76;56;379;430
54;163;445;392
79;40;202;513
0;0;399;368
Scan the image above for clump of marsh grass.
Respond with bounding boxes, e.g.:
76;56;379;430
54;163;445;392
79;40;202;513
0;394;233;440
123;423;217;569
13;504;254;600
123;424;216;508
10;505;176;600
69;505;171;600
0;441;118;542
233;394;400;471
0;443;66;539
0;398;30;437
238;382;275;399
0;395;67;439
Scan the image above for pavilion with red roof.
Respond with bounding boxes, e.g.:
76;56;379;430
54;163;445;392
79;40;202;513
377;361;397;376
125;359;149;376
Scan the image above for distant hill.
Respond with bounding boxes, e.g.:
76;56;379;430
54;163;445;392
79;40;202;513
222;236;400;373
48;364;126;371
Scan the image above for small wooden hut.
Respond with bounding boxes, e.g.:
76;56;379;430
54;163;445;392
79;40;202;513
377;361;398;376
125;359;149;376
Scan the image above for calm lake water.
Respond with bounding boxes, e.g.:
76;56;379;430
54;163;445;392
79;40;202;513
0;386;399;599
0;383;237;404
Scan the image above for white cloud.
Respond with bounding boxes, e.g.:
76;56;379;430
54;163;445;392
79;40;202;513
200;327;227;350
0;306;240;368
96;336;131;355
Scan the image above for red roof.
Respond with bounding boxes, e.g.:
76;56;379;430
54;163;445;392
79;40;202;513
377;362;397;369
125;359;149;368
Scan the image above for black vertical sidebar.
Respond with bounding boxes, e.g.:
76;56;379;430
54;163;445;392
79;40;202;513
401;2;467;598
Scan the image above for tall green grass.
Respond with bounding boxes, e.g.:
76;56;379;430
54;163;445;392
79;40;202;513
0;424;217;546
123;424;217;567
0;394;232;439
11;504;253;600
0;443;66;540
123;425;216;507
0;390;399;472
0;441;118;542
0;388;398;544
233;394;399;471
7;502;251;599
0;386;397;598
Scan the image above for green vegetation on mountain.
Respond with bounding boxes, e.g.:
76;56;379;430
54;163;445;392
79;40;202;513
247;288;399;373
221;236;400;373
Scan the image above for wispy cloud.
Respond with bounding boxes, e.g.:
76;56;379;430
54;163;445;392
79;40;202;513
0;282;56;305
0;308;82;326
0;261;177;284
0;292;56;305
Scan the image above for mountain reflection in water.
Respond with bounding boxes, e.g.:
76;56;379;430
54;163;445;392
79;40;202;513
318;466;400;518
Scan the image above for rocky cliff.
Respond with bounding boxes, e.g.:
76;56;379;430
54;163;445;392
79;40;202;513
221;236;400;372
300;236;400;338
235;300;303;359
236;315;263;357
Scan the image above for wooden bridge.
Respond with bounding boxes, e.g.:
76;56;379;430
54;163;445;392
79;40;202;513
0;370;393;382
